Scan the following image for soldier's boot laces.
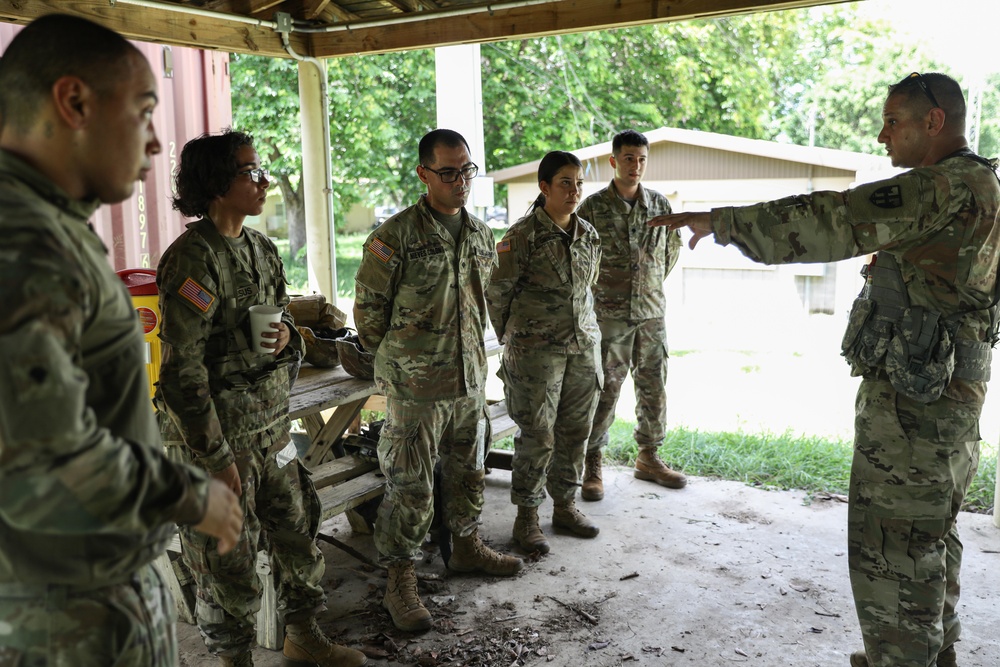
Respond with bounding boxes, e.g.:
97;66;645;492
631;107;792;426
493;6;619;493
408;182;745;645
634;447;687;489
581;450;604;501
283;617;367;667
448;529;524;576
219;653;253;667
552;499;600;538
849;645;957;667
383;560;432;632
512;505;550;554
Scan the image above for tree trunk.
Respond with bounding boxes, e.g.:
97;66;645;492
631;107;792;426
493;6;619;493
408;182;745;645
280;176;306;258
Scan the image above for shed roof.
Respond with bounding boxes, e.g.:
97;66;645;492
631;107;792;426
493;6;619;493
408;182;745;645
490;126;893;183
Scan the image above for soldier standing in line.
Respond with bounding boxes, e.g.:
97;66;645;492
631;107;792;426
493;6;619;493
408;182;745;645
0;15;243;667
576;130;686;501
155;130;367;667
653;72;1000;667
486;151;604;555
354;129;523;633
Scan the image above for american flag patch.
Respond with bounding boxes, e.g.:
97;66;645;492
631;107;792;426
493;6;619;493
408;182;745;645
178;277;215;312
496;240;512;253
369;237;395;263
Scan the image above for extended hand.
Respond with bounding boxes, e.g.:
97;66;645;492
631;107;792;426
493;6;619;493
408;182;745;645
194;478;244;555
648;211;713;249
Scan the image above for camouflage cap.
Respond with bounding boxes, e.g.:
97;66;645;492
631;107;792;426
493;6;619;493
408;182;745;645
335;331;375;380
299;325;350;368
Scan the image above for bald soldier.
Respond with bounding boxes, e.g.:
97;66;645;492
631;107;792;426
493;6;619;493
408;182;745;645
653;72;1000;667
0;15;242;667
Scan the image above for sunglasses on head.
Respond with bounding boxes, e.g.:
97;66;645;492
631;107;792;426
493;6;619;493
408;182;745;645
898;72;941;109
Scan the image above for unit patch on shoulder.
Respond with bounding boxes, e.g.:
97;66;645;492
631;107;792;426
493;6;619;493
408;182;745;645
178;277;216;312
497;239;512;253
869;185;903;209
368;236;396;263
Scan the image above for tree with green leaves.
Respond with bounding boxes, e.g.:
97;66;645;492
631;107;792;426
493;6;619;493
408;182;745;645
231;50;435;257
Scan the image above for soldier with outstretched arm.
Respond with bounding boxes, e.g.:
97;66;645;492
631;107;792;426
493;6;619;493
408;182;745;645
650;72;1000;667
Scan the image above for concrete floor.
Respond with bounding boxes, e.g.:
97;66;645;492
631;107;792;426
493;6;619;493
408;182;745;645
178;466;1000;666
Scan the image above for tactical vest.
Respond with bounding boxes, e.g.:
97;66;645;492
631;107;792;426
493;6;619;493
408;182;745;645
841;252;995;403
191;219;290;391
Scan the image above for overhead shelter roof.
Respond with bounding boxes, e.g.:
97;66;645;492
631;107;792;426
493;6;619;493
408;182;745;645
0;0;853;58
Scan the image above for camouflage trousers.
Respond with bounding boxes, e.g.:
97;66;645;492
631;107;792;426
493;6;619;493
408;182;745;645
848;378;981;667
0;563;177;667
375;394;489;562
501;343;602;506
166;444;325;656
588;317;668;453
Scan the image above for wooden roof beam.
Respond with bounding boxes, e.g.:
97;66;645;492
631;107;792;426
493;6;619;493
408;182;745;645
0;0;310;58
311;0;854;57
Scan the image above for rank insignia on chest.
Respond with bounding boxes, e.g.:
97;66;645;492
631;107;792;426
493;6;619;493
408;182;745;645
178;277;216;312
869;185;903;209
497;239;512;253
368;237;395;263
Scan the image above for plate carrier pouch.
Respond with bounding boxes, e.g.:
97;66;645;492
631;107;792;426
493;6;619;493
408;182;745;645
841;251;995;403
190;218;298;391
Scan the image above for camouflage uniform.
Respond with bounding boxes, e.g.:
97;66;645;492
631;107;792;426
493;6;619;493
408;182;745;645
486;208;603;506
577;181;680;452
0;150;210;667
154;219;324;657
353;196;497;562
708;150;1000;667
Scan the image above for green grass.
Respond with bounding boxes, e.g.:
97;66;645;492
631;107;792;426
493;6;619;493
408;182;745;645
493;420;997;514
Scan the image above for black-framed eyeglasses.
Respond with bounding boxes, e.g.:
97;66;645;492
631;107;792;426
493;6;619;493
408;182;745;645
421;163;479;183
899;72;941;109
239;168;270;184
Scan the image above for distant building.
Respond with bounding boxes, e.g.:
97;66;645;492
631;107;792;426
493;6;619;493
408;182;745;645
491;127;901;320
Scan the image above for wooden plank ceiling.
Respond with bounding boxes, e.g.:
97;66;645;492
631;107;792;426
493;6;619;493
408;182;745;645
0;0;849;58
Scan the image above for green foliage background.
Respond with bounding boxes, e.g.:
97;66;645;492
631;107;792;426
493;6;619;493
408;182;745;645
231;3;995;240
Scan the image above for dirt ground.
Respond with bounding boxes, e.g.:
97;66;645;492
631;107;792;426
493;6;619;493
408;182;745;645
177;466;1000;667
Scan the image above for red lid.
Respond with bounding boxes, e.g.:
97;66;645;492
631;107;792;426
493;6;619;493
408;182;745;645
117;269;158;295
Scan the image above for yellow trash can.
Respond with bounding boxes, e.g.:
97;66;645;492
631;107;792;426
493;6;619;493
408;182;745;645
117;269;161;400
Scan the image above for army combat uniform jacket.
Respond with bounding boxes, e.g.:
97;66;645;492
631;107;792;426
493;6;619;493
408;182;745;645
486;208;602;353
577;181;680;320
354;196;497;401
155;219;303;473
712;150;1000;402
0;150;209;590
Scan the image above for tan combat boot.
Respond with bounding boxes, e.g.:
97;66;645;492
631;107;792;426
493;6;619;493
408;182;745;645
634;447;687;489
512;505;550;554
849;645;957;667
218;653;252;667
283;617;367;667
936;645;958;667
581;450;604;501
552;499;599;538
383;560;432;632
449;529;524;576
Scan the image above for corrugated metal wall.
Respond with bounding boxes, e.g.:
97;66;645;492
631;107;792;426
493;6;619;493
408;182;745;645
578;142;851;184
0;25;232;271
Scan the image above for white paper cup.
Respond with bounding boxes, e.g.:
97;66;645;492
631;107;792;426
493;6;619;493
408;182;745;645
249;305;283;354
